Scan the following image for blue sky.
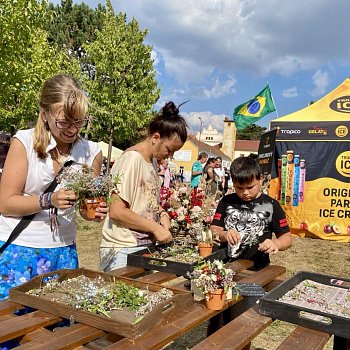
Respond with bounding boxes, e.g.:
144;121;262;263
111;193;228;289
52;0;350;135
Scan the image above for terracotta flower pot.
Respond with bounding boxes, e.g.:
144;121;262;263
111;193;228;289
205;288;226;310
197;242;213;258
82;198;102;219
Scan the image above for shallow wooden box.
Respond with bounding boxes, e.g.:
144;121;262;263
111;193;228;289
259;271;350;338
9;268;192;339
127;245;227;276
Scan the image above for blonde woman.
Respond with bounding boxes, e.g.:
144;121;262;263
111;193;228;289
0;74;107;299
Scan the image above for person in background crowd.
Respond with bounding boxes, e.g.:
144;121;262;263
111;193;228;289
203;157;216;195
158;158;171;189
223;166;230;194
99;101;188;271
190;152;208;188
214;156;225;193
0;74;107;300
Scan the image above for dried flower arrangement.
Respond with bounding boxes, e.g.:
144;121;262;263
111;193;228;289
27;275;174;320
58;164;120;204
161;186;219;246
189;259;236;300
279;279;350;319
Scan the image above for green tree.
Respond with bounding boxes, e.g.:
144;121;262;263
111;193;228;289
0;0;80;132
236;124;267;140
46;0;106;79
84;0;160;164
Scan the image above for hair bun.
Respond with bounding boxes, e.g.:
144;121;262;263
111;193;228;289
161;101;179;117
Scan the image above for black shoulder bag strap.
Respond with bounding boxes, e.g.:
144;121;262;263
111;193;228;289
0;160;74;254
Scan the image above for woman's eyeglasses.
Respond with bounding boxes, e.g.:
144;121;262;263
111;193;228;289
54;118;89;130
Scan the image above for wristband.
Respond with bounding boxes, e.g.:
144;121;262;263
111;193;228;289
39;192;46;210
46;192;54;208
39;192;54;210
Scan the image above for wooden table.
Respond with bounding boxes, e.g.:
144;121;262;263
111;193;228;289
0;260;342;350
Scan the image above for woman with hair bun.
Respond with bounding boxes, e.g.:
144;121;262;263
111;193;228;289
100;101;188;271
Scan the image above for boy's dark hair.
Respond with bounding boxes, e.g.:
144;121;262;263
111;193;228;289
230;156;261;185
149;101;188;143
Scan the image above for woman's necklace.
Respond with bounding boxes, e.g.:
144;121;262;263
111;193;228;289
54;145;72;166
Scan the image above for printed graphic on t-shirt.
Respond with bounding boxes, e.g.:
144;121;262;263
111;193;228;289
224;202;272;258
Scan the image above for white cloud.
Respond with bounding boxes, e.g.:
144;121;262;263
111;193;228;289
203;76;236;99
151;50;159;67
111;0;350;83
182;111;227;134
311;69;330;96
282;87;298;98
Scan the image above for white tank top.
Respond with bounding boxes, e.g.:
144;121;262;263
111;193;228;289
0;129;100;248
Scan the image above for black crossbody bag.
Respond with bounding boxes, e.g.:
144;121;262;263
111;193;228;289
0;160;73;254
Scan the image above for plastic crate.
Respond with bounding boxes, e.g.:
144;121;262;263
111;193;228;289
259;271;350;338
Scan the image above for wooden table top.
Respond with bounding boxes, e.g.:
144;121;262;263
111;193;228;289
0;260;338;350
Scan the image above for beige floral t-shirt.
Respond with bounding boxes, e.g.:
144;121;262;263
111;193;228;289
100;151;161;265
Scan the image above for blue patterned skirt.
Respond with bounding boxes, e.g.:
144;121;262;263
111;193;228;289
0;241;78;300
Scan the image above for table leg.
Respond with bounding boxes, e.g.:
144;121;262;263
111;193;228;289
333;336;350;350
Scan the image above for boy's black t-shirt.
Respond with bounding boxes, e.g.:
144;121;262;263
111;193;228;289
211;193;290;270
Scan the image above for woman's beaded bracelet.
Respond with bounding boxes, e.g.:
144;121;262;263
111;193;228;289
39;192;54;210
46;192;53;208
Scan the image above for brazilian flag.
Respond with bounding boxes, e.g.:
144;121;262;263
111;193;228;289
233;85;276;130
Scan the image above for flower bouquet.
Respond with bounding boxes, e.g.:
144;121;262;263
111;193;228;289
161;186;218;248
58;164;119;218
189;259;236;310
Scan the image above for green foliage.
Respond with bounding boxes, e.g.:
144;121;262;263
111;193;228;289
236;124;267;140
84;0;160;146
46;0;106;80
0;0;159;146
0;0;80;132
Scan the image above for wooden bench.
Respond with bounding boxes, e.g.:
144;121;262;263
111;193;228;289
191;304;332;350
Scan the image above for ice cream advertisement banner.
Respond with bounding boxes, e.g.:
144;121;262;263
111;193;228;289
269;129;350;242
257;129;277;195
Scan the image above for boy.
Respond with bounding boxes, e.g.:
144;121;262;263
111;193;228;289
210;156;292;270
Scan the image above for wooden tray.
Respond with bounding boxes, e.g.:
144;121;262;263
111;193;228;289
259;271;350;338
127;245;227;276
9;268;192;339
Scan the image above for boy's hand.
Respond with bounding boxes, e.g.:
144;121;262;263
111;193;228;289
227;229;240;245
258;238;279;254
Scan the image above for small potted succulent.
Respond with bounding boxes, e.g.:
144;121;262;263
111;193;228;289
59;165;117;219
189;259;236;310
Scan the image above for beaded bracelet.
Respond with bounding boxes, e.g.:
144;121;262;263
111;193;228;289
46;192;53;208
39;192;46;210
39;192;54;210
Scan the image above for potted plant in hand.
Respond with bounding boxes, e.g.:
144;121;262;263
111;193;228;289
59;165;118;219
189;259;236;310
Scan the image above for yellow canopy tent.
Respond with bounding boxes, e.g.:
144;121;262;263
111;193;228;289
269;78;350;242
98;141;124;162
